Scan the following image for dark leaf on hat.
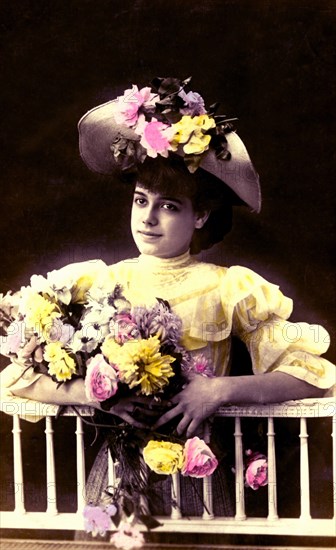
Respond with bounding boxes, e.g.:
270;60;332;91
151;76;183;96
184;153;203;173
208;102;221;116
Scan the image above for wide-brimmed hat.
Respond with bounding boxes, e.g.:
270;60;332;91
78;77;261;212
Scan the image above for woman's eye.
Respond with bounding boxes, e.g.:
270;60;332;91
162;203;178;211
134;197;146;205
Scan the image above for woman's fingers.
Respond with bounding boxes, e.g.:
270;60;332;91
152;403;182;429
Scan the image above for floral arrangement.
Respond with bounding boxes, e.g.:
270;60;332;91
111;76;236;173
0;266;219;545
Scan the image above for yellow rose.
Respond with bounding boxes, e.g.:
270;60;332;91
143;440;184;475
101;334;122;363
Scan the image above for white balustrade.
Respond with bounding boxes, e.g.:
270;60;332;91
1;398;335;538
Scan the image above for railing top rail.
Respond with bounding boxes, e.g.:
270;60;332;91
1;397;335;419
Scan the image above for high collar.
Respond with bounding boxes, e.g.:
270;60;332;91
137;250;194;271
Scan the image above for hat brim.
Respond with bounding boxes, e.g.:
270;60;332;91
78;100;261;212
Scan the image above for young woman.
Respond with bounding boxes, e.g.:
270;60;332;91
1;77;334;522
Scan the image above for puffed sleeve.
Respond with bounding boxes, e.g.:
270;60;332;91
0;258;109;422
221;266;335;389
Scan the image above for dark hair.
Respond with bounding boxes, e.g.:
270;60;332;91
121;154;242;254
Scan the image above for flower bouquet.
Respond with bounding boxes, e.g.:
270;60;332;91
0;266;219;543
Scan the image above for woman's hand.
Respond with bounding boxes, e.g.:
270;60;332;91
153;375;227;437
106;395;166;429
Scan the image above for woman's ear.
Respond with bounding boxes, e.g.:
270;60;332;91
194;210;210;229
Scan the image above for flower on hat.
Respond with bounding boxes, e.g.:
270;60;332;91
179;89;207;116
114;84;157;127
134;115;175;158
170;114;216;156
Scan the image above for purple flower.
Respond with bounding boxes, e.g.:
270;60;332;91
133;302;182;347
0;320;26;356
179;90;207;116
83;504;112;537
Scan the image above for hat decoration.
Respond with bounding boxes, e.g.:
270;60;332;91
79;77;261;211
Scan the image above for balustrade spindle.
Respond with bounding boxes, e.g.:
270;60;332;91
171;473;182;519
45;416;58;515
234;416;246;520
202;475;214;519
12;415;25;514
75;416;86;512
299;417;311;520
267;417;278;520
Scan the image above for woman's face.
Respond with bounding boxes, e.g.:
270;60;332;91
131;185;207;258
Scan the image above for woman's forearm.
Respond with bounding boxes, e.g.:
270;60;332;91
13;375;98;408
219;371;325;405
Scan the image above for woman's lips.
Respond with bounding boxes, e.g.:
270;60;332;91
137;231;162;240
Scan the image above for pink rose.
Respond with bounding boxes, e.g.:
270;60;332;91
245;452;268;490
85;354;118;402
135;115;174;158
111;314;140;344
114;85;156;127
181;436;218;478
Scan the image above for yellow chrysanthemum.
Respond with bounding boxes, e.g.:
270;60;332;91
170;114;215;155
107;335;175;395
44;341;76;382
24;292;60;332
143;440;184;475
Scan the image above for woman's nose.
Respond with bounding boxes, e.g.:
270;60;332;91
143;206;158;226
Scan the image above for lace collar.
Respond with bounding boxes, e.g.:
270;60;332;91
137;250;195;272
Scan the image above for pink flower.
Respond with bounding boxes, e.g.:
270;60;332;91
110;522;145;549
114;85;157;127
135;115;174;158
192;353;214;377
85;353;118;402
83;504;112;537
110;313;140;344
245;452;268;490
181;436;218;478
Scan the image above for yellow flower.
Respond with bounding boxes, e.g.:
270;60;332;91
101;334;121;363
170;114;215;155
44;341;65;362
105;335;175;395
24;292;60;332
143;440;184;475
72;275;95;304
44;341;76;382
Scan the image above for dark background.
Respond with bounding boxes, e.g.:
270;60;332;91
0;0;335;361
0;0;335;360
0;1;335;543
